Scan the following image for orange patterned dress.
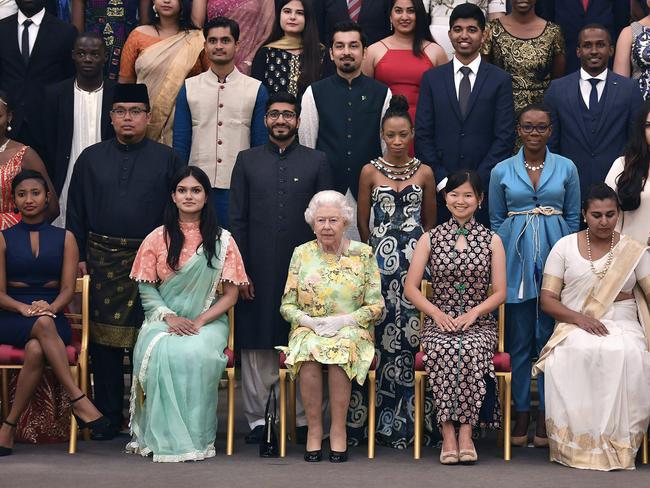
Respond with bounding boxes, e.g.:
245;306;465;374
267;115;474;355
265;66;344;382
2;145;71;443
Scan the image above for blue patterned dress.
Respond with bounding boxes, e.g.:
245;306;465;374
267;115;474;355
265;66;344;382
631;21;650;100
348;184;434;448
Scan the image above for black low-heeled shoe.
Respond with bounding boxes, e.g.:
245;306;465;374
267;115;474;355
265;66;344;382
0;419;17;457
329;449;348;463
70;394;114;440
304;449;322;462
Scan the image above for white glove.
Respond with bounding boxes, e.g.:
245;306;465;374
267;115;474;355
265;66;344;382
297;314;319;330
314;314;357;337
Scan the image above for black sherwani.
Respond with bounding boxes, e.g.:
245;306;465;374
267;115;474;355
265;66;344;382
229;140;332;349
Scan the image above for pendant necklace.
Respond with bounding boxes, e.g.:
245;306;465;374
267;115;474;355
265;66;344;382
371;157;421;181
0;138;10;152
585;229;615;279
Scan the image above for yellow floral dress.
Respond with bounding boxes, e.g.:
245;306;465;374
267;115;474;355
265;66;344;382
278;240;384;385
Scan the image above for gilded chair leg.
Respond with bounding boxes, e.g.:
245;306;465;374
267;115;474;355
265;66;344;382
68;366;80;454
414;373;422;460
367;369;376;459
279;369;287;458
504;373;512;461
642;432;648;465
1;369;9;418
288;377;297;446
496;375;504;449
226;367;235;455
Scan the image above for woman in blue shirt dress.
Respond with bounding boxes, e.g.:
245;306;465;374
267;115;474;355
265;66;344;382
489;104;580;448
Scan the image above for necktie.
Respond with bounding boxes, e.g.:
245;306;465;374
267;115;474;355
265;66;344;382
588;78;600;110
348;0;362;23
458;66;472;117
582;0;589;12
21;19;32;64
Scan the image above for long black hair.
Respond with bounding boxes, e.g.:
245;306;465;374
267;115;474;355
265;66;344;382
616;100;650;211
163;166;221;271
150;0;198;32
392;0;433;57
264;0;322;94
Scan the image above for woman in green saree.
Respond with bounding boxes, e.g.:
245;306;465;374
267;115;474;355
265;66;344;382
127;166;248;462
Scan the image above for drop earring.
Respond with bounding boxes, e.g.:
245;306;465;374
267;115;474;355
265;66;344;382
153;5;158;17
13;207;18;214
7;124;11;132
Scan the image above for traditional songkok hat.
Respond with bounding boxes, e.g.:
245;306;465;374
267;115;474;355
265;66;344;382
112;83;150;105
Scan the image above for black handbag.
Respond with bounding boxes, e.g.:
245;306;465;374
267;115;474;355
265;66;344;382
259;387;279;457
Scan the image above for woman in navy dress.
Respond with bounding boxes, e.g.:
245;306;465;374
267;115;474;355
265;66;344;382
0;170;110;456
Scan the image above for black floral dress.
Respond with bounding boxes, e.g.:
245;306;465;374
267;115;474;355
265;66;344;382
251;47;303;96
421;218;500;428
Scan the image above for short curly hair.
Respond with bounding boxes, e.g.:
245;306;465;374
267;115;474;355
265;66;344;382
304;190;353;229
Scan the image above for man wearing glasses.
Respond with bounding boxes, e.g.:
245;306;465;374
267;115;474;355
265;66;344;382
66;83;185;439
230;91;332;445
173;16;268;229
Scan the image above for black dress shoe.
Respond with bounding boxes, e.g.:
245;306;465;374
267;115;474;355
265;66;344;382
304;449;322;462
70;394;114;441
329;449;348;463
245;425;264;444
0;419;16;457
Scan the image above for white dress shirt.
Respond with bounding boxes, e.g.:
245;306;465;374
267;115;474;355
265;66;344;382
453;55;481;99
53;82;103;228
17;8;45;57
0;0;17;20
579;68;607;109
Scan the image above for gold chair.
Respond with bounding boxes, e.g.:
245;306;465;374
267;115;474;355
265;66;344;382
413;280;512;461
216;282;236;456
0;275;91;454
278;352;377;458
642;432;648;465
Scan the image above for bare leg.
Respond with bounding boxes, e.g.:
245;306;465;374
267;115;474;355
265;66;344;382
458;423;475;452
0;340;45;449
30;316;102;422
441;421;458;453
327;365;351;452
299;361;323;452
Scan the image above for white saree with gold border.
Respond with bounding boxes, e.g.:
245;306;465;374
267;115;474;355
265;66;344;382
533;234;650;470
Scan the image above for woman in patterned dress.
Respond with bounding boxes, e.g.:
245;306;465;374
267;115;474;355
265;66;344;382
251;0;323;97
405;170;506;464
614;2;650;100
279;190;384;463
356;95;436;449
482;0;565;143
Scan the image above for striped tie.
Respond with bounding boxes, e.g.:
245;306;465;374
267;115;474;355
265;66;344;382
348;0;362;22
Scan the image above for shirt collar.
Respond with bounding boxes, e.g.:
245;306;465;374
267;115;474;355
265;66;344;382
18;8;45;26
453;55;481;75
335;71;364;86
113;137;148;152
580;67;608;82
268;138;298;155
209;66;240;83
74;79;104;94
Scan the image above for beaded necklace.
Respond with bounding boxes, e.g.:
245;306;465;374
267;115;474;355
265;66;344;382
371;157;421;181
0;138;10;153
585;229;615;279
523;160;544;171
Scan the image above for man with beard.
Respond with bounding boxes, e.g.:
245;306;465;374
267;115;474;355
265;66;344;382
544;24;642;201
230;91;332;444
173;16;268;228
299;21;391;200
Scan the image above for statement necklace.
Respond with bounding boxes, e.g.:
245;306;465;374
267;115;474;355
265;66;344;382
524;160;544;171
585;229;615;279
0;138;10;153
371;157;421;181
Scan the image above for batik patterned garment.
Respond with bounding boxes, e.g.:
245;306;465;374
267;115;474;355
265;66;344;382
631;21;650;100
421;218;500;428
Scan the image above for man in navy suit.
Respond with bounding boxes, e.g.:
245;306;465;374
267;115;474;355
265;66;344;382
536;0;630;73
415;3;514;225
544;24;642;201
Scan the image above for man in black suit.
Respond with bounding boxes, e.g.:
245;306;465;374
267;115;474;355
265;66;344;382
314;0;392;46
0;0;76;155
44;31;115;228
535;0;630;73
415;3;514;225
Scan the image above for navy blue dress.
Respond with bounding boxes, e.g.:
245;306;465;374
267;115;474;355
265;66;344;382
0;221;70;347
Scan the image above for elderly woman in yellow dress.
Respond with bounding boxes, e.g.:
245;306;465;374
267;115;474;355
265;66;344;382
279;190;384;463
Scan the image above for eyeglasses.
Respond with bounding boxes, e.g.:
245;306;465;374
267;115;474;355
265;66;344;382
110;108;148;118
519;124;550;134
266;110;297;121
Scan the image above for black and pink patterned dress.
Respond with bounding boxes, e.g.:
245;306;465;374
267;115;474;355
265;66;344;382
421;218;500;428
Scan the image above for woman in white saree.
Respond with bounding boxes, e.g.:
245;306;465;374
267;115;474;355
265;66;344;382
534;183;650;471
